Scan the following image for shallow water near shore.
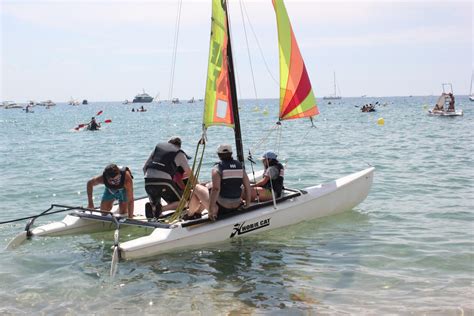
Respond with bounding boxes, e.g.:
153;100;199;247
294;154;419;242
0;97;473;314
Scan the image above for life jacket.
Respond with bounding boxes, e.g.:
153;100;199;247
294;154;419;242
263;162;284;197
103;166;133;191
145;142;186;177
216;159;243;199
89;121;99;130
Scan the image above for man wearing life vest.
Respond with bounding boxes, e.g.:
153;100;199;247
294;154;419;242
250;151;284;202
86;164;134;218
143;137;194;218
187;144;251;221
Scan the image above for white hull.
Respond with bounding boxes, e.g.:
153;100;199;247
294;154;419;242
469;95;474;101
428;109;463;116
23;167;374;260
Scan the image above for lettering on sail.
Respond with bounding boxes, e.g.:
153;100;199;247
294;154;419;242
230;218;271;238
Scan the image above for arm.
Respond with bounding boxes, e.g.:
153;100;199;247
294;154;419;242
124;172;134;218
208;169;221;221
242;172;251;207
86;175;104;209
254;175;270;188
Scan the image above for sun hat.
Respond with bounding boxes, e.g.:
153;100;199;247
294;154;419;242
217;144;232;154
261;151;277;160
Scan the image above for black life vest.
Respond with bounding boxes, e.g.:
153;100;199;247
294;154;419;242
216;159;243;199
103;166;133;191
89;121;99;130
145;143;186;177
263;162;284;197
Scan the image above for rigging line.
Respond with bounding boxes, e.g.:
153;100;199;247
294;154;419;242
241;1;279;86
168;0;183;100
239;0;259;105
248;123;280;154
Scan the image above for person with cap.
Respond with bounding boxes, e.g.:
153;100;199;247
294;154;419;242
86;164;134;218
186;144;251;221
143;137;194;218
250;151;284;202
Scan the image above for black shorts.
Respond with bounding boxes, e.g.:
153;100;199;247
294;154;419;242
145;178;183;204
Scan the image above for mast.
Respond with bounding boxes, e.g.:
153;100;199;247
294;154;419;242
224;1;245;166
333;71;337;97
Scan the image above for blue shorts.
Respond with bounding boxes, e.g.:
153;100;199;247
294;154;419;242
102;188;127;203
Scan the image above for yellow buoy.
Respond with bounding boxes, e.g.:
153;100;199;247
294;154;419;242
377;117;385;126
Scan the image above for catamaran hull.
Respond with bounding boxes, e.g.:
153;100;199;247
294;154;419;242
428;110;463;116
119;167;374;260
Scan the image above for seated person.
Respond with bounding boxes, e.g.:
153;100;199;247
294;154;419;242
250;151;284;202
187;144;251;221
143;137;194;218
86;164;134;218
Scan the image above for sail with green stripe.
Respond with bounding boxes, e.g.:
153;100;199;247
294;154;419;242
203;0;234;130
272;0;319;121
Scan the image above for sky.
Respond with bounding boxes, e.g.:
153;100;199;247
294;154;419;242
0;0;472;102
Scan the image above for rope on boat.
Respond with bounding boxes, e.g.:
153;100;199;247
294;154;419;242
167;138;206;223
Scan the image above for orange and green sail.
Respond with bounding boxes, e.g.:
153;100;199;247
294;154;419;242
272;0;319;121
203;0;234;130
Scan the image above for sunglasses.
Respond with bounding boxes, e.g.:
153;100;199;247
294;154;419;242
108;174;122;185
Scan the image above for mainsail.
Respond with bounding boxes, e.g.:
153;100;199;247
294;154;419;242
203;0;234;129
272;0;319;120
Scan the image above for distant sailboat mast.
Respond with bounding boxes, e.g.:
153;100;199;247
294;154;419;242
470;71;474;101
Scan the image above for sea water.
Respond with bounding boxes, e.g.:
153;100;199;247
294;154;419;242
0;97;472;314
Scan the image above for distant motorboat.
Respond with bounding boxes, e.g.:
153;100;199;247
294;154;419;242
68;97;80;106
82;99;88;105
2;101;22;109
133;90;154;103
40;100;56;107
171;98;180;104
123;99;130;104
187;97;195;103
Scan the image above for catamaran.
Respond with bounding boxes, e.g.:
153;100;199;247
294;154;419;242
6;0;374;274
428;83;463;116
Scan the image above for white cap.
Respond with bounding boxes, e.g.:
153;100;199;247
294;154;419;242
217;144;232;154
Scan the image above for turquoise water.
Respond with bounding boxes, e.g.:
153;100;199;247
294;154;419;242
0;97;472;314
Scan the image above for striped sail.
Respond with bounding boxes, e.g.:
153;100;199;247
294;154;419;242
272;0;319;121
203;0;234;129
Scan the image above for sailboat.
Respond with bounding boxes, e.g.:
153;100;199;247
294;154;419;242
6;0;374;267
469;71;474;101
323;71;342;100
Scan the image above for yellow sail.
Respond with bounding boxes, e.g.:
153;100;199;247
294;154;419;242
203;0;234;129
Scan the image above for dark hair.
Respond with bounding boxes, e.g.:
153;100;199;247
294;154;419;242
168;137;182;147
218;152;233;161
103;164;119;178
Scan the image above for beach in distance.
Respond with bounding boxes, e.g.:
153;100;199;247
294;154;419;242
0;96;472;314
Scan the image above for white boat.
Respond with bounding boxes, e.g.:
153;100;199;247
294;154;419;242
6;0;374;271
323;71;342;100
428;83;463;116
3;101;22;109
7;167;374;259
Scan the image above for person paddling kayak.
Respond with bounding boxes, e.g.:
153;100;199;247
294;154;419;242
87;117;101;131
